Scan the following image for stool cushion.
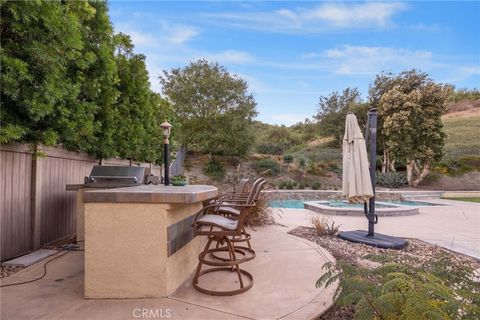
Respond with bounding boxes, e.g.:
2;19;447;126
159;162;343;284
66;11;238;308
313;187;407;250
197;214;238;231
218;205;241;216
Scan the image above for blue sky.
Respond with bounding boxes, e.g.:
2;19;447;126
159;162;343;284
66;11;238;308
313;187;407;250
109;1;480;125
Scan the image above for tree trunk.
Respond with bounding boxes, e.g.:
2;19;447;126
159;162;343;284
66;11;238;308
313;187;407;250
382;149;395;173
411;161;430;187
406;159;414;185
382;149;387;173
389;159;396;172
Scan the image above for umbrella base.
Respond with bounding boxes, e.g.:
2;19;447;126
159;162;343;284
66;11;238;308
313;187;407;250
338;230;407;249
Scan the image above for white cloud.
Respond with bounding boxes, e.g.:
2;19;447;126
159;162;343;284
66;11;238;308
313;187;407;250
304;2;406;27
204;2;406;33
208;50;254;64
166;25;200;45
115;21;200;48
296;45;434;75
461;66;480;75
127;31;157;47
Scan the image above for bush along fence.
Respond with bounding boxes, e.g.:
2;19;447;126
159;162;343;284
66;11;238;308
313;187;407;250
0;144;160;261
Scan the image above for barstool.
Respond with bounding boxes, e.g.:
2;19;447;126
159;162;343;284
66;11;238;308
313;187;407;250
192;202;256;296
211;178;268;262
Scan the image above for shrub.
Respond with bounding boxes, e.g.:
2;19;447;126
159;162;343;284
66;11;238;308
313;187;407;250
254;159;280;175
459;155;480;170
245;195;276;226
282;154;294;163
202;159;226;180
376;171;407;188
278;180;296;189
298;182;307;189
310;216;341;236
256;143;283;155
311;181;321;190
227;156;241;167
435;155;480;177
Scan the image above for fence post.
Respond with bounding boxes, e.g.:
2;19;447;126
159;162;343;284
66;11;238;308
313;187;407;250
30;148;43;249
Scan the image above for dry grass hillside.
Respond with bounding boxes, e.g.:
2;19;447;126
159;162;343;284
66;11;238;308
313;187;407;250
443;100;480;151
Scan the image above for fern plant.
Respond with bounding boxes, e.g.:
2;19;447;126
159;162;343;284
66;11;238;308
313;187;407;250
317;261;466;319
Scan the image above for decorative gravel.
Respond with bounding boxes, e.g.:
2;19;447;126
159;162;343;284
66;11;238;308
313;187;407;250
1;265;24;279
288;226;479;268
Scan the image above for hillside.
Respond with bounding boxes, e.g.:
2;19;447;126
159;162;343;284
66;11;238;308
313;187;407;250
442;105;480;151
179;99;480;191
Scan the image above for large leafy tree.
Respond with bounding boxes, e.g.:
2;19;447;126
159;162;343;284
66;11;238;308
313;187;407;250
1;0;87;146
314;88;369;145
76;0;120;159
113;33;171;163
160;60;257;156
378;70;452;186
1;1;169;163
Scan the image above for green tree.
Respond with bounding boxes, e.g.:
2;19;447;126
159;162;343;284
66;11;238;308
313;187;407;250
314;88;368;145
160;60;257;156
378;70;452;186
1;0;87;146
76;0;120;159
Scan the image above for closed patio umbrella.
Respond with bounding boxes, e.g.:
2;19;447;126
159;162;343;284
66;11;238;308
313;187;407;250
338;109;407;249
342;113;373;203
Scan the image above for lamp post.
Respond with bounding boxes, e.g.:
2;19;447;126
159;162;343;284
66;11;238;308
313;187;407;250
160;121;172;186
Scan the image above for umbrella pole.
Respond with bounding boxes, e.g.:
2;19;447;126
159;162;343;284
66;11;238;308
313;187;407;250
367;108;378;237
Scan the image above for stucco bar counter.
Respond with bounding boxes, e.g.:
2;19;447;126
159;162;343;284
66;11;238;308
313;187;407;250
82;184;218;299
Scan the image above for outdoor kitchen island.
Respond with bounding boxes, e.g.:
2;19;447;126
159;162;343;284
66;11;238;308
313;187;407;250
82;184;218;299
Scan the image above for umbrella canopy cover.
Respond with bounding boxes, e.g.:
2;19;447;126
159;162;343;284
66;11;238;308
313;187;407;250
342;113;374;203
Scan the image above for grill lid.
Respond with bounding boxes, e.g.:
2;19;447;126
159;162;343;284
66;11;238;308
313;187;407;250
84;165;147;187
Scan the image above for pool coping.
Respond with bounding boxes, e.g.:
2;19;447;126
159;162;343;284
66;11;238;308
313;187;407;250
303;201;420;216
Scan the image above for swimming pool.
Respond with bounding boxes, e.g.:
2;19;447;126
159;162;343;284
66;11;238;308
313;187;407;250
269;199;441;209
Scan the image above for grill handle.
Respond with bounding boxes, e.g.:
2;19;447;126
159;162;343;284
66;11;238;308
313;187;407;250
88;176;138;183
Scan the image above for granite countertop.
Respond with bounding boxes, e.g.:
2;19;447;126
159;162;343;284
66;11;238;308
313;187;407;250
82;184;218;204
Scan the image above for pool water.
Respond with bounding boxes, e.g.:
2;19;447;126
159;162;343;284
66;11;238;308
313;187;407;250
270;199;441;209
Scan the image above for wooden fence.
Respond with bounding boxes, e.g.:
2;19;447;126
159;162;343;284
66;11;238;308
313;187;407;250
0;144;160;261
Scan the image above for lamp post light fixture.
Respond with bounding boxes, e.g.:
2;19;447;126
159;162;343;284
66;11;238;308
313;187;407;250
160;121;173;186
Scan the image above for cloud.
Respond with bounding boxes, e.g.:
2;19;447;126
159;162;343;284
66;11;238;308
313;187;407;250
127;31;157;47
115;21;200;48
204;2;406;33
166;25;200;45
208;50;254;64
295;45;434;75
303;2;406;27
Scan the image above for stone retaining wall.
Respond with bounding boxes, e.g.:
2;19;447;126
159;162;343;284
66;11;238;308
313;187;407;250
263;190;447;201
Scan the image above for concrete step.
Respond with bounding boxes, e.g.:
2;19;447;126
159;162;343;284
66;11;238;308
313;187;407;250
2;249;58;267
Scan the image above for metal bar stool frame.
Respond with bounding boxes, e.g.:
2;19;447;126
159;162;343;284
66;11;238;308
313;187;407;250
211;178;268;262
191;183;263;296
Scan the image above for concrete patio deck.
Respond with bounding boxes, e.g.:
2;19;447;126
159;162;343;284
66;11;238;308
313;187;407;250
1;224;337;320
276;198;480;259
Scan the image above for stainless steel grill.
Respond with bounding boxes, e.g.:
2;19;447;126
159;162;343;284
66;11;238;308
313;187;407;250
66;165;159;191
84;166;146;188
